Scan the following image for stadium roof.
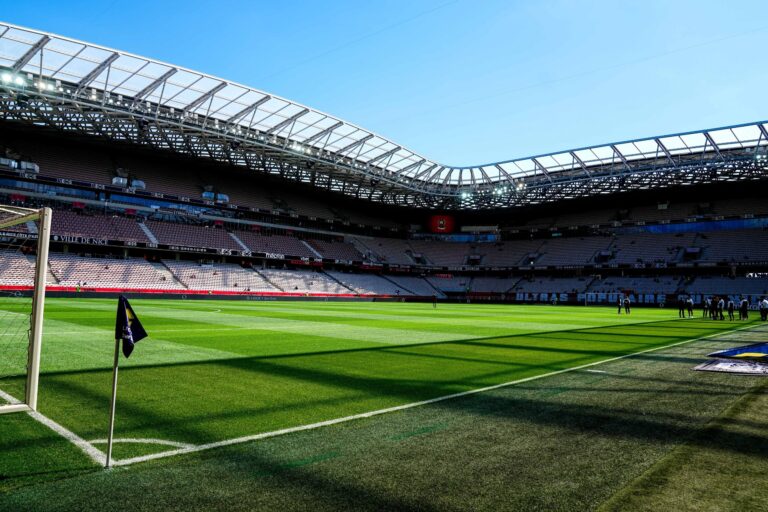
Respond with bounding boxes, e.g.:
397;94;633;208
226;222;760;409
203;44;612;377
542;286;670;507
1;22;767;209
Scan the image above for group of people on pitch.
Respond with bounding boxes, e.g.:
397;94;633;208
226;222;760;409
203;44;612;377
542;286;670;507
676;296;695;318
617;296;631;314
697;296;760;321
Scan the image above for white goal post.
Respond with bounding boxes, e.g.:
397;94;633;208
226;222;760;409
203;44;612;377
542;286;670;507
0;205;52;414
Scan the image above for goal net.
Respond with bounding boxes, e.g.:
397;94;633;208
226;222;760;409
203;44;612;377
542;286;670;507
0;205;51;414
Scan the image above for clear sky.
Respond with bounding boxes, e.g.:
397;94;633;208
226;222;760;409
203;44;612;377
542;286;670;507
2;0;767;166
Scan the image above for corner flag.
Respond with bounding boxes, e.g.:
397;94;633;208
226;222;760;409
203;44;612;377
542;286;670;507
106;295;149;468
115;295;148;358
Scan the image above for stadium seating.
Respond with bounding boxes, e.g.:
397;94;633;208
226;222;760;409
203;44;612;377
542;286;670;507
479;239;545;267
469;277;519;293
407;239;474;266
50;210;151;242
162;260;276;291
48;254;183;290
588;276;682;294
685;276;768;296
512;277;592;294
307;239;362;261
144;221;241;250
427;276;472;293
536;237;613;266
234;231;317;258
384;275;445;297
258;269;350;294
0;250;37;286
324;271;406;295
695;230;768;263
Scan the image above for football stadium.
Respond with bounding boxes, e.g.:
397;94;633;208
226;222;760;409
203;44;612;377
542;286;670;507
2;5;768;511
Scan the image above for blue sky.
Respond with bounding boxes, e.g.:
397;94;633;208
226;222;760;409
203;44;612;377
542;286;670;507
3;0;767;166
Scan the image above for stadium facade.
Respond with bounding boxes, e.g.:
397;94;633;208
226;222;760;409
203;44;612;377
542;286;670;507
1;22;768;306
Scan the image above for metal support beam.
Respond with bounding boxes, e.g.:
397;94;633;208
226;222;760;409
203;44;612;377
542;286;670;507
531;158;553;183
366;146;401;167
226;95;271;123
394;158;425;176
569;151;592;178
610;144;630;170
335;134;373;157
132;68;176;103
77;53;119;91
702;132;723;160
265;108;309;135
411;163;438;181
12;35;50;72
302;121;343;145
758;124;768;144
654;138;676;166
183;82;227;113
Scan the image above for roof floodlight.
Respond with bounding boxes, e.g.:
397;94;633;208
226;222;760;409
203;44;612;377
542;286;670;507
14;76;25;86
1;73;11;83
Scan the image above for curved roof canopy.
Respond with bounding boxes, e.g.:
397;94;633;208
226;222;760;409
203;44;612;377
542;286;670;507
0;22;767;209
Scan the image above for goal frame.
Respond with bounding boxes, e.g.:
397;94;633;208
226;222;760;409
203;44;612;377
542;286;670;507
0;206;52;414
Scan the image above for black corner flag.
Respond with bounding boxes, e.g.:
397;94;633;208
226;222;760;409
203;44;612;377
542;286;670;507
107;295;149;468
115;295;148;358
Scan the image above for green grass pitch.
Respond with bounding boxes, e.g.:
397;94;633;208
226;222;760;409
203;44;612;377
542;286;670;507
0;298;766;511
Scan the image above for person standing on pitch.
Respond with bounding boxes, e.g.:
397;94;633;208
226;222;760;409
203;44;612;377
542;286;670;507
624;296;631;314
687;297;694;317
718;297;725;320
761;297;768;321
740;297;749;320
703;297;710;318
727;298;735;321
617;295;623;315
678;297;686;318
432;294;437;309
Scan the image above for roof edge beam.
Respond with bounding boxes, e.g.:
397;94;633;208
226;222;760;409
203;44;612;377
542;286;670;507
12;35;50;72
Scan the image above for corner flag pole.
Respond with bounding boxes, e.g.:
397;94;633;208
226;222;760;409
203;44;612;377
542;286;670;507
106;337;121;468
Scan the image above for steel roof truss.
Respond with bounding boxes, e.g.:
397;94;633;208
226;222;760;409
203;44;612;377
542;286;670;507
76;53;119;92
654;138;676;167
12;35;50;72
531;158;553;183
569;151;592;178
702;131;723;160
303;121;344;144
265;108;309;135
183;81;227;113
366;146;401;166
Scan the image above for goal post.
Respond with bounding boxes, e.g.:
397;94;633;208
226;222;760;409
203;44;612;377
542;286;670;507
0;205;52;414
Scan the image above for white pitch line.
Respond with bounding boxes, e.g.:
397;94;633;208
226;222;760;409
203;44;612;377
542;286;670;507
89;438;195;449
584;369;607;374
113;321;760;467
0;388;106;465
